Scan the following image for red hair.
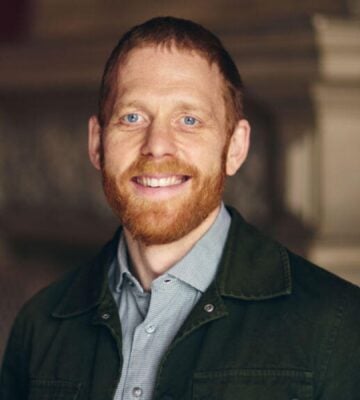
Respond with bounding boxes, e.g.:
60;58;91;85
98;16;244;134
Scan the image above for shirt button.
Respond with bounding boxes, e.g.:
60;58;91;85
132;387;143;397
145;324;156;334
204;303;215;313
101;313;111;320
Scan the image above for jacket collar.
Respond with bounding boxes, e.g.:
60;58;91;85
217;206;291;300
52;207;291;318
52;230;120;318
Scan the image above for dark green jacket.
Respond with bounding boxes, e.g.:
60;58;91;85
1;208;360;399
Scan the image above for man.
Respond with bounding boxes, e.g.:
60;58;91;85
1;16;359;400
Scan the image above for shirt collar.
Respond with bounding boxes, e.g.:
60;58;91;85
52;206;291;319
110;233;144;294
113;203;231;294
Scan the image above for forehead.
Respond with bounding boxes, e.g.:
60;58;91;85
115;45;225;105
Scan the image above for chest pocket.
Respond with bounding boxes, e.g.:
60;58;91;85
29;379;82;400
192;369;313;400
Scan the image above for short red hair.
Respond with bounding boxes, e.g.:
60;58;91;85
98;16;245;135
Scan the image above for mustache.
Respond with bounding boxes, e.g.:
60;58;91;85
124;156;198;177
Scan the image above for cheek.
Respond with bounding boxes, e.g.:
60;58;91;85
178;130;226;161
102;149;129;178
198;138;228;169
187;148;224;175
102;136;140;172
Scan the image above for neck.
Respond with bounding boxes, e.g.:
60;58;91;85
124;205;221;291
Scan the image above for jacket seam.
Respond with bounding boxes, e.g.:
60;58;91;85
317;288;347;394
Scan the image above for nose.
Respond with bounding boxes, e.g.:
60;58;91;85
140;120;177;158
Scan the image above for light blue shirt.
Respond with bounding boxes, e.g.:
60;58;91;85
108;204;231;400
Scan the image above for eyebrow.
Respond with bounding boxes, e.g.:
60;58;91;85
179;102;218;123
113;100;144;110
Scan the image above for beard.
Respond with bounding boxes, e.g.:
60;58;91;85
101;153;227;246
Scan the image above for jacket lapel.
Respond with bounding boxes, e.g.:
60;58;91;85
217;207;292;300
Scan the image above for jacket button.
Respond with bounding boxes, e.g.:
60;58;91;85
132;387;143;397
204;303;215;313
101;313;111;320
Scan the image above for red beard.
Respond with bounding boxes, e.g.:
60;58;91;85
102;155;226;245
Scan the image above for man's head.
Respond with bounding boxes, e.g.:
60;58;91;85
89;17;250;246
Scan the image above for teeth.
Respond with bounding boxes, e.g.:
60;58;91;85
137;176;184;188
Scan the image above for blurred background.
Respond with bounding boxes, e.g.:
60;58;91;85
0;0;359;360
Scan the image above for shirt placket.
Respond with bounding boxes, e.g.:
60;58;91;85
123;279;177;400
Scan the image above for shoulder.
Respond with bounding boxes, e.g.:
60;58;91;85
10;230;120;334
288;250;360;325
227;205;360;302
286;251;360;395
9;267;82;337
289;249;360;299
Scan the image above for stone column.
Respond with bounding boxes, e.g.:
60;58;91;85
308;15;360;284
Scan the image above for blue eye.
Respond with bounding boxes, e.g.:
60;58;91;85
124;113;140;123
182;116;198;126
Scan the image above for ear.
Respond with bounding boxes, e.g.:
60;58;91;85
225;119;251;176
88;115;102;170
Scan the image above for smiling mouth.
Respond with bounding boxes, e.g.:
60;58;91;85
133;175;190;188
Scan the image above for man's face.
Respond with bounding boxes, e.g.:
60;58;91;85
89;45;249;245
